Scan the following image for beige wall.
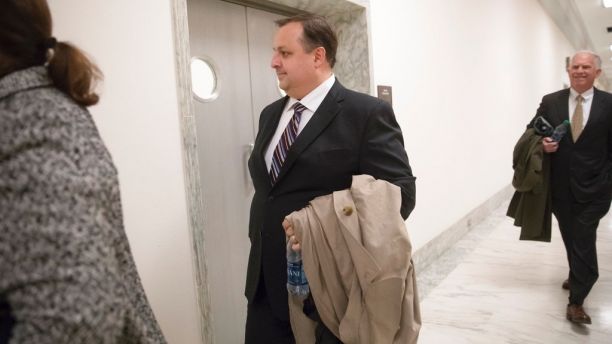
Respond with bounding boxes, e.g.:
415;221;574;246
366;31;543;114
369;0;575;250
47;1;202;343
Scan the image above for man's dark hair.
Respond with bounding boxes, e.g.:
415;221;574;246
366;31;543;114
276;14;338;68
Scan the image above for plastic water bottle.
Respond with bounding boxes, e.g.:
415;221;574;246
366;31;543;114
551;120;570;142
286;240;309;299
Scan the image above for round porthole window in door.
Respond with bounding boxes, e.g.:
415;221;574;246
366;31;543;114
191;57;218;102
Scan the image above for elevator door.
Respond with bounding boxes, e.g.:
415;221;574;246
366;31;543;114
186;0;284;342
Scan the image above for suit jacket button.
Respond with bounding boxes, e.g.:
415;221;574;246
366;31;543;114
268;196;274;202
342;206;353;216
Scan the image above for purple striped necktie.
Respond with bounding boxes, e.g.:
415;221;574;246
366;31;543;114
269;102;307;184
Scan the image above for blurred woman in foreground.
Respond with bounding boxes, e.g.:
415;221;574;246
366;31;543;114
0;1;166;342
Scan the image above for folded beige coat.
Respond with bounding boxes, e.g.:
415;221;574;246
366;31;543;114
286;174;421;344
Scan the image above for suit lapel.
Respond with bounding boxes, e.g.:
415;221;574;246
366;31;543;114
252;97;288;189
271;81;345;188
584;88;605;131
554;89;570;124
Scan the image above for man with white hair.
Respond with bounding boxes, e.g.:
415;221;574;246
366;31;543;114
532;50;612;324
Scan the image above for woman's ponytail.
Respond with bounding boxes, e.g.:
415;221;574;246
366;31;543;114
46;41;102;107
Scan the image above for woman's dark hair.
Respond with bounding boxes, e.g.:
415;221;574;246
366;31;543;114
0;0;102;106
276;14;338;68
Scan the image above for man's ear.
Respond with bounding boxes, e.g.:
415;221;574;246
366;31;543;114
313;46;327;67
595;68;602;78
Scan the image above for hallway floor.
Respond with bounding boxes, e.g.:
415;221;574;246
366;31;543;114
416;201;612;344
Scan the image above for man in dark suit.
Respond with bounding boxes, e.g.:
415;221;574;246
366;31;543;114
244;14;416;343
533;51;612;324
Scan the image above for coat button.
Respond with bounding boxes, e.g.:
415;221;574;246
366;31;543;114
268;196;275;202
342;206;353;216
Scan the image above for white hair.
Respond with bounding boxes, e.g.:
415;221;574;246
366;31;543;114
571;50;602;69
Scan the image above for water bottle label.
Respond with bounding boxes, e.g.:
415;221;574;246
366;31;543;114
287;261;308;286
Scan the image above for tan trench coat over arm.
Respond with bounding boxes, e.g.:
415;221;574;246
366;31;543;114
286;175;421;344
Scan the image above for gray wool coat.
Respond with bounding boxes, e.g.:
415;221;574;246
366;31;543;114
0;67;166;344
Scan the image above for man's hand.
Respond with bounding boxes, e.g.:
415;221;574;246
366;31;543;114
282;219;301;252
542;137;559;153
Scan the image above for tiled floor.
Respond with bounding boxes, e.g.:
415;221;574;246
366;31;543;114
417;200;612;343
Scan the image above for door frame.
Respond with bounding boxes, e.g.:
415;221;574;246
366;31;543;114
169;0;372;342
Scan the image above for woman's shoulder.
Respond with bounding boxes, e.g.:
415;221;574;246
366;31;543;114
4;85;98;141
1;85;112;178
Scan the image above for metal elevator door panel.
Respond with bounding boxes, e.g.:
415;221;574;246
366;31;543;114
246;7;286;130
186;0;285;343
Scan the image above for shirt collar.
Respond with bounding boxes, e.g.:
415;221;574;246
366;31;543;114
570;87;594;101
286;74;335;113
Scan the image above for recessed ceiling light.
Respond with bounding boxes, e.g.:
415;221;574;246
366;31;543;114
604;0;612;8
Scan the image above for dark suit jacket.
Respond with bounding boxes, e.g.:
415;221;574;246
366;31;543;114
246;80;416;321
531;88;612;203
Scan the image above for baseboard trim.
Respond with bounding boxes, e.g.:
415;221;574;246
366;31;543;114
412;184;514;274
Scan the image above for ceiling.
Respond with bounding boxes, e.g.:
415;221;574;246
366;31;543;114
573;0;612;86
539;0;612;88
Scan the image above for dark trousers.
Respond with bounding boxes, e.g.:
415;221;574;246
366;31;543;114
244;276;342;344
552;196;611;305
245;277;295;344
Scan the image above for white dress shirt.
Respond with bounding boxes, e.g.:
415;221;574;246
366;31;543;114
264;74;336;171
569;87;594;129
